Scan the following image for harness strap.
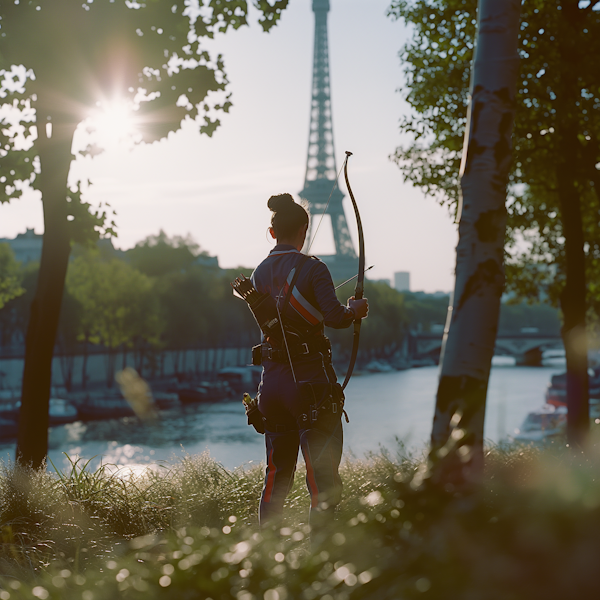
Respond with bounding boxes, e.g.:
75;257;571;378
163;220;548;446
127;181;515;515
279;254;310;317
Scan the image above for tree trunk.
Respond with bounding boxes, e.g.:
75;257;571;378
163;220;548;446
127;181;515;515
16;116;76;468
556;2;589;448
430;0;521;483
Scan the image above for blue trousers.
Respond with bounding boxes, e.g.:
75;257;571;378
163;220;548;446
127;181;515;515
257;356;343;528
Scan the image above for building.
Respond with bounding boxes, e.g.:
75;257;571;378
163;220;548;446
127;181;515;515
298;0;358;282
0;228;43;264
1;229;128;264
394;271;410;292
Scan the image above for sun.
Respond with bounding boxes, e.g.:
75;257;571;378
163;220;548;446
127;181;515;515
89;99;138;149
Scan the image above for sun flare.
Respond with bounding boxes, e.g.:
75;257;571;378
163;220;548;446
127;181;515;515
90;100;137;148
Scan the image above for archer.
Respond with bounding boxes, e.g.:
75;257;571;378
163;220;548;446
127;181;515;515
233;192;368;544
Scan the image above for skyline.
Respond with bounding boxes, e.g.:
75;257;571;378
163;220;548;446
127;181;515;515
0;0;459;293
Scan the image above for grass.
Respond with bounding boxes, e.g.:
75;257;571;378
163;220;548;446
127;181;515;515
1;442;600;598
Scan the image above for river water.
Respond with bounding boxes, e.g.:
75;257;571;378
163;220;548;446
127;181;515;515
0;361;563;472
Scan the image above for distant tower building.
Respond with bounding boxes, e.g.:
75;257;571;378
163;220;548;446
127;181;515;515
394;271;410;292
299;0;356;282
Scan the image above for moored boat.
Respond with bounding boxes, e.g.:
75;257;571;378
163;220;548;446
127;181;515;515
153;391;180;410
216;366;262;395
545;366;600;408
48;398;79;425
0;397;78;438
76;391;136;421
176;381;230;403
512;404;567;443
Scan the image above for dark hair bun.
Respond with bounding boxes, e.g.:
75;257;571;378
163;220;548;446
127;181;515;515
267;193;295;212
267;193;309;240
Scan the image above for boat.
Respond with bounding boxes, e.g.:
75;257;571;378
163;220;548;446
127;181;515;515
514;366;600;443
48;398;79;425
76;391;136;421
153;391;180;410
176;381;231;403
0;397;78;438
176;384;212;404
0;398;79;426
512;404;567;443
545;366;600;407
216;367;262;395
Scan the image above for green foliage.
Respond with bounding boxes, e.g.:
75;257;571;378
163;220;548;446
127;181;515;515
156;270;213;351
0;245;564;359
387;0;477;206
498;301;561;335
128;231;202;278
66;186;117;246
401;292;449;333
5;445;600;598
0;259;37;346
330;281;409;360
398;291;561;335
127;233;257;351
359;282;410;354
0;243;24;310
387;0;600;312
66;251;161;352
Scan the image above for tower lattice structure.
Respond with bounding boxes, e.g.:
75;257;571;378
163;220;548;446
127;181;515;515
300;0;356;282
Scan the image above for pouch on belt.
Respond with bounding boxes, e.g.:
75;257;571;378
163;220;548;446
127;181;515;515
296;381;344;432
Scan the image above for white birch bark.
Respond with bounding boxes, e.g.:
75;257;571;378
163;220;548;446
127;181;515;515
430;0;521;478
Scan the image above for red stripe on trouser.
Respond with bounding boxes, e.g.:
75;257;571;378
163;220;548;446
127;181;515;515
263;447;276;503
304;448;319;508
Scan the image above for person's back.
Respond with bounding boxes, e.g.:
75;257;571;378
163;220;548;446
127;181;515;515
242;193;368;542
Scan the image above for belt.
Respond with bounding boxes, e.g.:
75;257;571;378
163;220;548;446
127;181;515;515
258;337;331;364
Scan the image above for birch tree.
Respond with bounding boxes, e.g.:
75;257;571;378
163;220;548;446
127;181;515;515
430;0;521;479
389;0;600;449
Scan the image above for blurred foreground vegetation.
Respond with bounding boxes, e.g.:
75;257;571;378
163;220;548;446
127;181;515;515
1;443;600;598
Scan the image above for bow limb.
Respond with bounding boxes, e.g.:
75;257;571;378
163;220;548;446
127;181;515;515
341;151;365;391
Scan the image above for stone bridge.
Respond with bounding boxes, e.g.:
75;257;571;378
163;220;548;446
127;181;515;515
409;331;563;366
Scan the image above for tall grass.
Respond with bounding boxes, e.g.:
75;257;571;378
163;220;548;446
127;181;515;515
1;443;600;598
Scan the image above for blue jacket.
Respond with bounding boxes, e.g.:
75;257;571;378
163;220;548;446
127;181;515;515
251;244;355;338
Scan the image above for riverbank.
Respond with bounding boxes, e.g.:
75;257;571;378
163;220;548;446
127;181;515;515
2;444;600;599
0;365;563;472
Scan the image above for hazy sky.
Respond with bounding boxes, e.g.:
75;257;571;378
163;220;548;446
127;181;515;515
0;0;459;292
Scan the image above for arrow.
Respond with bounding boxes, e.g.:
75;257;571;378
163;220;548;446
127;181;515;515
334;265;374;290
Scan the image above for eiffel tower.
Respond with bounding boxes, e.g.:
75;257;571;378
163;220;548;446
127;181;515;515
300;0;357;282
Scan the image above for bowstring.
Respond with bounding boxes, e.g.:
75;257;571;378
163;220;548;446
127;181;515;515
305;158;347;255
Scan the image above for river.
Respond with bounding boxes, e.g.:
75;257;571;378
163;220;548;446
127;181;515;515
0;361;563;472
